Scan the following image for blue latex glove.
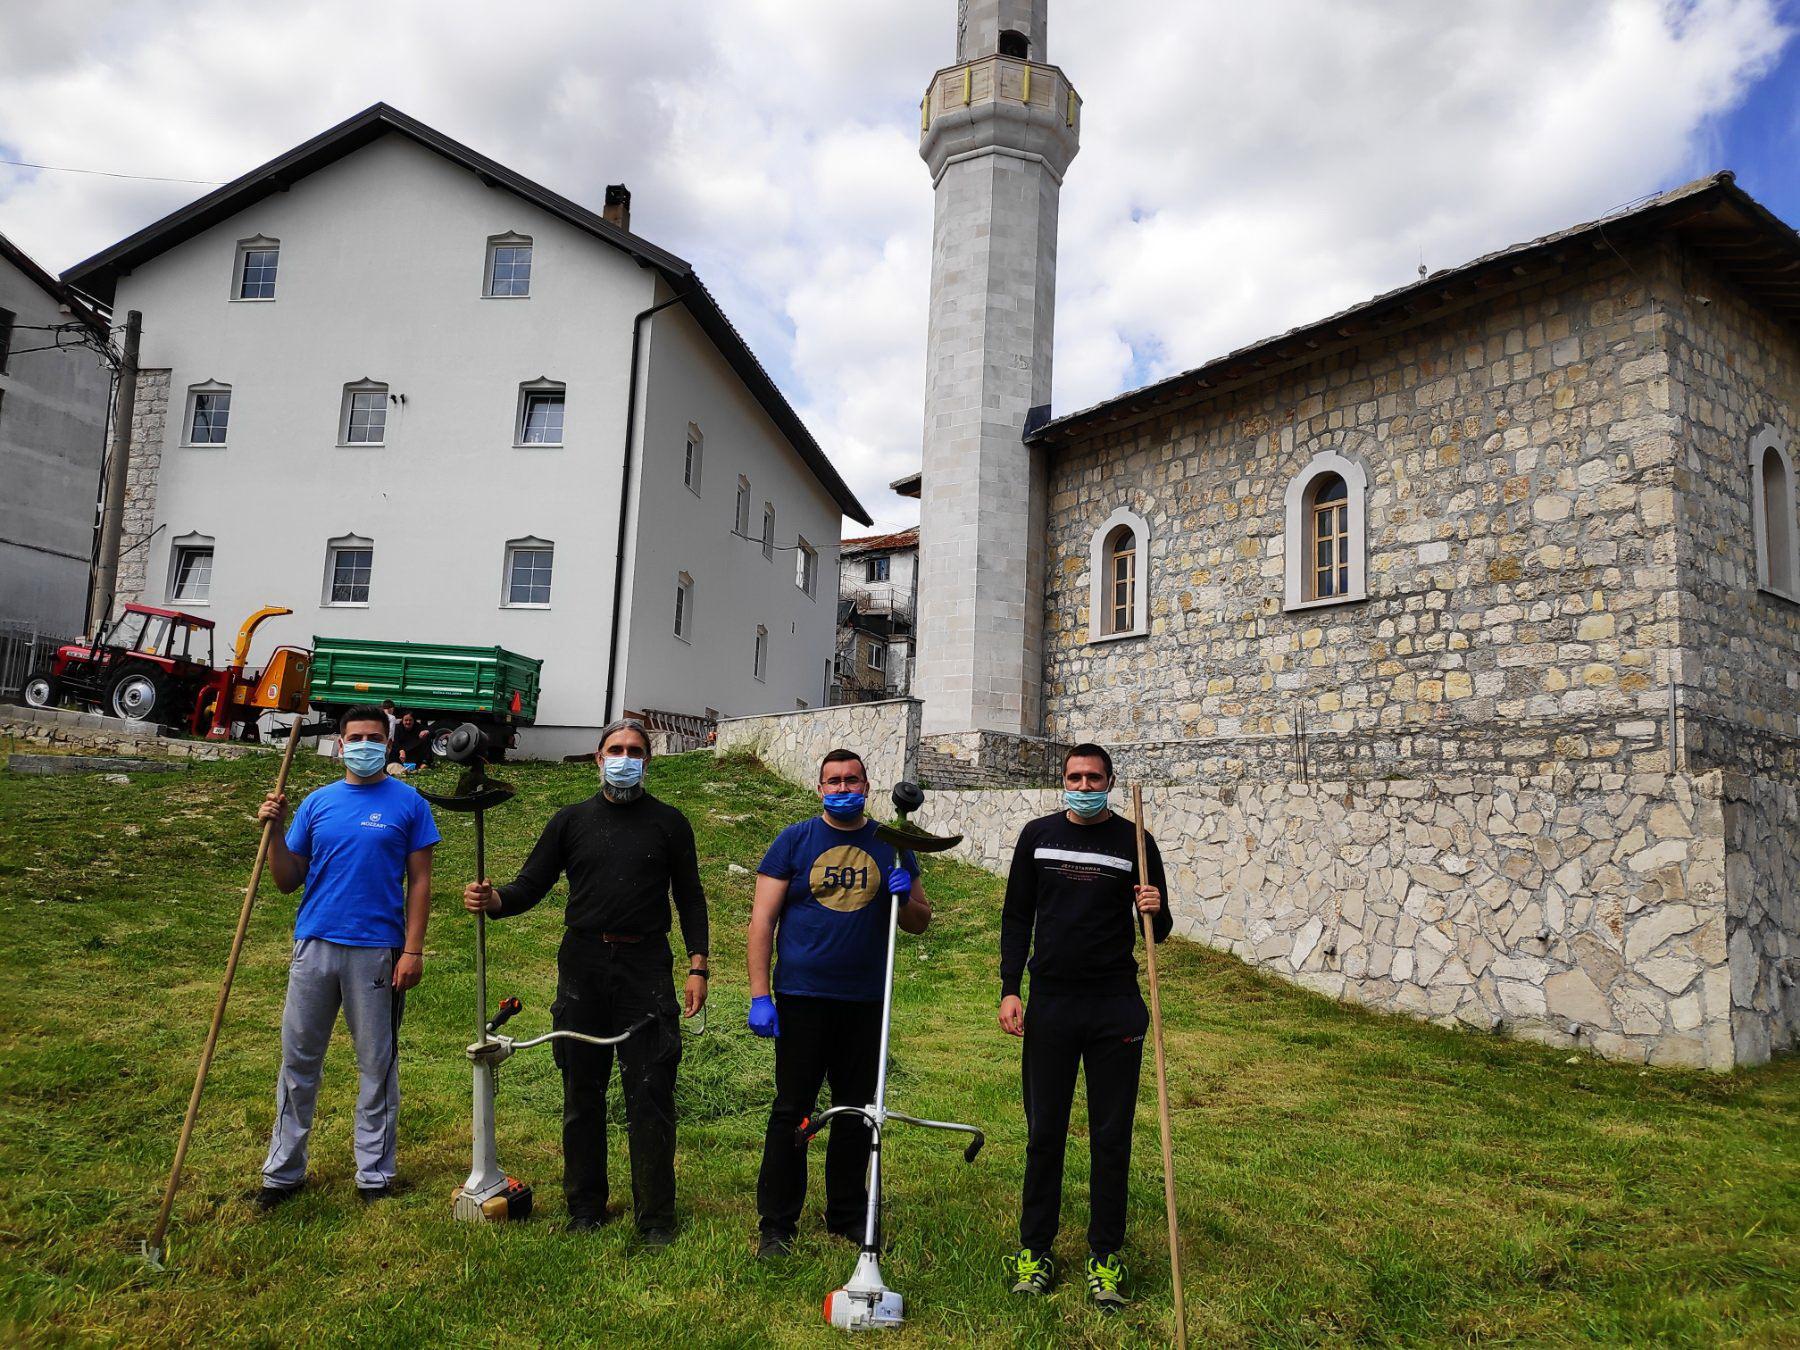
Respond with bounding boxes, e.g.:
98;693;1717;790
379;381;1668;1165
748;994;779;1039
886;866;914;898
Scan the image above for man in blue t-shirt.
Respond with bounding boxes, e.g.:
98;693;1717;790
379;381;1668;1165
251;703;440;1207
746;747;927;1257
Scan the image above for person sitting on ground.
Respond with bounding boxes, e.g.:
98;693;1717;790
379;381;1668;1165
997;741;1170;1309
252;703;439;1208
391;711;433;771
746;747;927;1259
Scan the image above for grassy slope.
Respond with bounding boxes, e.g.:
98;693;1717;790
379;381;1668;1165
0;746;1795;1348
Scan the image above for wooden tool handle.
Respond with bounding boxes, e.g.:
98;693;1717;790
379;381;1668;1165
1132;784;1187;1350
148;718;306;1254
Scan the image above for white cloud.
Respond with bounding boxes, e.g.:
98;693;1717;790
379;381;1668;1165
0;0;1788;534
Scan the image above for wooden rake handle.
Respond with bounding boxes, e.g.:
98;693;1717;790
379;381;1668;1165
1133;783;1187;1350
148;718;306;1257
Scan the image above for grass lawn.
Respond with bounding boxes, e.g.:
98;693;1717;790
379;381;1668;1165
0;745;1795;1347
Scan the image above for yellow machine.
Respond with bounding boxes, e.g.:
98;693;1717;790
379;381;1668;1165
202;606;312;737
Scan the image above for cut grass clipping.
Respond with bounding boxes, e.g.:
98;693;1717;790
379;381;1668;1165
0;745;1795;1346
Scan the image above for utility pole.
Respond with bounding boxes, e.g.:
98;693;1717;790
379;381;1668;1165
88;309;142;631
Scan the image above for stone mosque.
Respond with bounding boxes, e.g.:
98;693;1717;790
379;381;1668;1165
728;0;1800;1069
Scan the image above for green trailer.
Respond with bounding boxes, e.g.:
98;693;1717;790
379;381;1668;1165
309;636;543;755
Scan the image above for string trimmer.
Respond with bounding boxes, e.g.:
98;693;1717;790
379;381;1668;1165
797;781;982;1330
420;724;657;1222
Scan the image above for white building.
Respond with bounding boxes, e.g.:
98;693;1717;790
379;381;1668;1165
0;232;112;636
63;105;869;756
834;527;917;702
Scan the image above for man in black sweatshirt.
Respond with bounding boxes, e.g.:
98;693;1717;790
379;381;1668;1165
998;741;1171;1308
463;718;708;1244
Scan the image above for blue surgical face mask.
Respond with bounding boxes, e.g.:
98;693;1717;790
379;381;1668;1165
343;741;388;778
1064;788;1110;819
822;791;866;821
602;755;646;789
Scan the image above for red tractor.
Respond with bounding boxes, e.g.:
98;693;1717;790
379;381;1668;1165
21;603;311;734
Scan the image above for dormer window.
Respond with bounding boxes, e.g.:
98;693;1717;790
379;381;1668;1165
234;237;280;300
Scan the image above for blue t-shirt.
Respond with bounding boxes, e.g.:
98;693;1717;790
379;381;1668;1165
285;776;441;947
759;816;917;1002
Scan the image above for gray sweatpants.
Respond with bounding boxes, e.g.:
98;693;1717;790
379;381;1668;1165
261;938;404;1190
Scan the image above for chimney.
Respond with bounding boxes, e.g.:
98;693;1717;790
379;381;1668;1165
603;183;631;232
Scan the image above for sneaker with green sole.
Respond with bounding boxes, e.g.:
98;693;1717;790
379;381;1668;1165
1086;1251;1127;1308
1004;1248;1055;1295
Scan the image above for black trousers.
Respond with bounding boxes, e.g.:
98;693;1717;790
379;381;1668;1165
551;934;682;1232
1019;988;1148;1255
756;993;883;1238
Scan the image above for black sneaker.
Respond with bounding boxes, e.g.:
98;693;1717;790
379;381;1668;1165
757;1230;795;1259
1086;1251;1127;1309
1004;1248;1055;1294
358;1185;393;1205
565;1212;609;1232
826;1223;864;1245
251;1183;303;1212
639;1227;675;1249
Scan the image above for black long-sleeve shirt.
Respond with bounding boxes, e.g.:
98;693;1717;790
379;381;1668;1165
494;790;708;956
1000;810;1172;999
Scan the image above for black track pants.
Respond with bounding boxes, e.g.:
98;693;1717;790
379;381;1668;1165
552;934;682;1232
756;993;883;1238
1018;988;1148;1255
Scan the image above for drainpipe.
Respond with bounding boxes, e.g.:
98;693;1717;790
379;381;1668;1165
602;282;690;724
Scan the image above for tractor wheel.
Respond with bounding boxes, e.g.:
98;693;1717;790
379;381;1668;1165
107;668;167;722
22;674;60;709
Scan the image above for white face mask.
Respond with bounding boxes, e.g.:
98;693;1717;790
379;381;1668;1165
343;741;387;777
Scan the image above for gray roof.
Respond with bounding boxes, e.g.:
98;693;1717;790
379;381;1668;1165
1028;172;1800;449
61;103;870;524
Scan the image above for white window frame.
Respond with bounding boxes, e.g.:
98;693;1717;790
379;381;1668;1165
735;476;752;537
1283;450;1369;611
233;235;280;301
501;536;554;608
674;571;695;642
339;380;389;447
754;623;768;682
865;555;890;583
684;424;703;495
516;380;566;447
796;537;817;596
168;533;215;605
1087;505;1150;642
484;232;533;299
867;638;886;673
762;503;776;561
1751;425;1799;603
323;535;374;607
184;381;233;447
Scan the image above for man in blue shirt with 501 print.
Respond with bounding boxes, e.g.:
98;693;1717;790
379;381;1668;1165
746;747;927;1258
253;703;439;1207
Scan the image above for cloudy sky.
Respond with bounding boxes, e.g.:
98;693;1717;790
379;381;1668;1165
3;0;1795;534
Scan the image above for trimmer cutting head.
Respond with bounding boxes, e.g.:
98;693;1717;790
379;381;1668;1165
874;780;961;852
417;723;516;813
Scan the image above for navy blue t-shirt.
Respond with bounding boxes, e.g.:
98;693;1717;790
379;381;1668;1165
759;816;917;1002
285;776;440;947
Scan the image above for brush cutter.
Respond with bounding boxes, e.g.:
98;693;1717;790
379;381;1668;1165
421;725;674;1222
796;781;981;1331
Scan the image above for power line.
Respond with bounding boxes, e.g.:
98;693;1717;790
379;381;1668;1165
0;156;221;186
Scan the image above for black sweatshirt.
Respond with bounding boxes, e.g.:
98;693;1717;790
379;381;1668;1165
1000;810;1172;999
493;790;708;956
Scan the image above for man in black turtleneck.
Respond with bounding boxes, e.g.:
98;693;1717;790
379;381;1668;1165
463;718;708;1244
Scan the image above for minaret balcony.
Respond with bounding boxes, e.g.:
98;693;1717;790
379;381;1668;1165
919;55;1080;184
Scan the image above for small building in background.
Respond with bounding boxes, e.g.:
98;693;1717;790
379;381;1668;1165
0;231;111;637
832;526;917;703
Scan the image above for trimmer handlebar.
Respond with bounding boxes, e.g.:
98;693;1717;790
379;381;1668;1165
486;997;522;1035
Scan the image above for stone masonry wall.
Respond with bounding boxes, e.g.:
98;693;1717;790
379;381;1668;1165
715;698;921;795
114;368;171;607
1;704;271;762
1721;773;1799;1061
1041;250;1680;777
918;728;1071;789
1662;249;1800;780
914;770;1750;1068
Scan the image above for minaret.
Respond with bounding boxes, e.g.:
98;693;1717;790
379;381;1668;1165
914;0;1079;736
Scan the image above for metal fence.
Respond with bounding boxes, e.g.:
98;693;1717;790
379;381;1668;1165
0;626;71;702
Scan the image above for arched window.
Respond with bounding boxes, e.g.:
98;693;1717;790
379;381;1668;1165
1752;426;1798;600
1088;506;1150;641
1284;451;1368;609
